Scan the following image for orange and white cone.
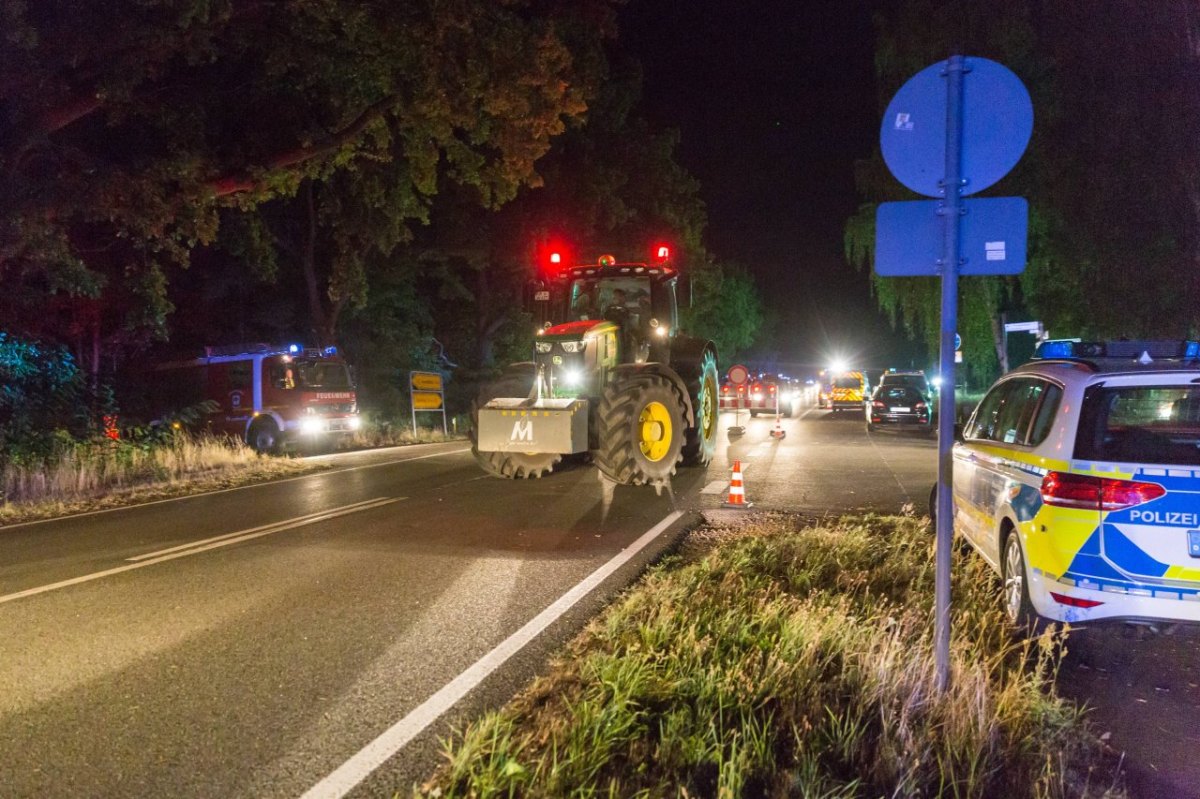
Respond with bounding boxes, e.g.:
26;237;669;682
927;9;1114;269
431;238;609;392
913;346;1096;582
722;459;752;508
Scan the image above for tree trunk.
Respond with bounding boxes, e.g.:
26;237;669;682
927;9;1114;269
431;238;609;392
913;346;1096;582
992;311;1009;374
299;182;331;346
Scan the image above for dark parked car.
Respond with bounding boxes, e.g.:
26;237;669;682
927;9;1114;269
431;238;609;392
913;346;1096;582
866;384;931;433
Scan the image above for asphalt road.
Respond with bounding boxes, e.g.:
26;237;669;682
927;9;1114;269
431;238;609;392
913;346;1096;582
0;399;939;798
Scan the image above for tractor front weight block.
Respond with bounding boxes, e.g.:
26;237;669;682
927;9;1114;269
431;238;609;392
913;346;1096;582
476;398;589;454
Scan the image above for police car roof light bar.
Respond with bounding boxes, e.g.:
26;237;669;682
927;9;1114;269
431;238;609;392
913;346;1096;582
1034;339;1200;361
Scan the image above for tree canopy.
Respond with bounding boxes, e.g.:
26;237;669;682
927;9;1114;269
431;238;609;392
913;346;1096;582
0;0;617;365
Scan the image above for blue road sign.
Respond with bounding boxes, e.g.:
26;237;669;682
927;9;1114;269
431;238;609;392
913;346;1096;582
881;57;1033;198
874;197;1028;277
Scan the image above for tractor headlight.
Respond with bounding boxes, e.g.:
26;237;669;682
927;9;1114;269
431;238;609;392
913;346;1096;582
535;341;553;353
300;417;324;435
560;340;584;353
561;367;583;387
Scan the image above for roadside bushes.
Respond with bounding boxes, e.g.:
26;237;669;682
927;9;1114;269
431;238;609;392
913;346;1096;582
0;332;98;459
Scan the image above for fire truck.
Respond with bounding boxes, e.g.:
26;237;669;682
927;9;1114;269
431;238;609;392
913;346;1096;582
154;343;360;452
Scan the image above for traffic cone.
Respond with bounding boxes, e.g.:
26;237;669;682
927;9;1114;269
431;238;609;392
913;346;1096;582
722;460;753;508
770;407;786;439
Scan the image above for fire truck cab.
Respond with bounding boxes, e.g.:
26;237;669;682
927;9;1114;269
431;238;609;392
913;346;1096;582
155;343;360;453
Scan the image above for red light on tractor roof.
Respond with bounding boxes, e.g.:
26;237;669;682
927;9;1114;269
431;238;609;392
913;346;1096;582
549;252;561;264
653;244;670;262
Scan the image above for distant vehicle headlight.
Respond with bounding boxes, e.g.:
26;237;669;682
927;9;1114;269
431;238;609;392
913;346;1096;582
300;417;324;435
560;340;584;353
752;392;763;400
535;341;553;353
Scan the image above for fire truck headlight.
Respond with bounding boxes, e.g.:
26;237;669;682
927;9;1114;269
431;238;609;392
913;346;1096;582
300;417;324;435
348;416;362;431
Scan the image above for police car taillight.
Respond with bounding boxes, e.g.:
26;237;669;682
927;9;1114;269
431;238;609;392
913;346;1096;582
1041;472;1167;511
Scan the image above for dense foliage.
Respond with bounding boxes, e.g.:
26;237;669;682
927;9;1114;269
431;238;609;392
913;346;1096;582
845;1;1200;382
0;333;95;458
0;1;764;432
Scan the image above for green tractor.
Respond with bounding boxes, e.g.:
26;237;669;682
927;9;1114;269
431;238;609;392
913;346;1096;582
472;246;719;487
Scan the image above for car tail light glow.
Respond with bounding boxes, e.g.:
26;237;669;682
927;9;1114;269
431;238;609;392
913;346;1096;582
1049;591;1104;609
1040;472;1167;511
915;401;927;409
872;400;886;409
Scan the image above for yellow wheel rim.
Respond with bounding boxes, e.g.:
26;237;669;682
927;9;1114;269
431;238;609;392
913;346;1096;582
638;401;672;462
700;374;717;439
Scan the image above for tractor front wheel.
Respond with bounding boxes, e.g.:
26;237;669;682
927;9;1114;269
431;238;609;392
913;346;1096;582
593;373;686;487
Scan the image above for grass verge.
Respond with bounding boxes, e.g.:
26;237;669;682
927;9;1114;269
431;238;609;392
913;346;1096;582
417;514;1120;798
0;435;326;527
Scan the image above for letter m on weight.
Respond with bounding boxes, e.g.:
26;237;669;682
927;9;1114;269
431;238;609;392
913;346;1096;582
511;419;534;442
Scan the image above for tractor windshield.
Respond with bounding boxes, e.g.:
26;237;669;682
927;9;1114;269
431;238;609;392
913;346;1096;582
568;277;653;326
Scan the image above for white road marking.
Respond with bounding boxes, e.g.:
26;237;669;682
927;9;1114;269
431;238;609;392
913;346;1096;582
0;445;468;531
700;480;728;495
0;498;402;606
300;509;688;799
126;497;394;562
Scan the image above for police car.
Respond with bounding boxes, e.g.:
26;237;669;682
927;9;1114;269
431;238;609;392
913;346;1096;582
949;339;1200;628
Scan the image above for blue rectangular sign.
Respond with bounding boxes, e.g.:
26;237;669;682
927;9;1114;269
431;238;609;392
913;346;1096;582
874;196;1027;276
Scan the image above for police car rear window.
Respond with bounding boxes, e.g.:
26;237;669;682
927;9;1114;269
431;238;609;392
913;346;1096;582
1075;385;1200;465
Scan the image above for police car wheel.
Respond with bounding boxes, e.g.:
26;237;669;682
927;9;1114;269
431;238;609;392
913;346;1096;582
1002;532;1041;632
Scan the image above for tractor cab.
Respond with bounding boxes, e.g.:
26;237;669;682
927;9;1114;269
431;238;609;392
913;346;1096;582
530;250;680;398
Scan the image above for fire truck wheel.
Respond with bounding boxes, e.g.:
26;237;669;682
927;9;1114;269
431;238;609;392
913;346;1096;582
592;372;685;487
248;419;281;455
680;350;719;467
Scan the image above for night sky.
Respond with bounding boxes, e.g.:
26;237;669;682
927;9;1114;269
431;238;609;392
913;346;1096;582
619;0;925;371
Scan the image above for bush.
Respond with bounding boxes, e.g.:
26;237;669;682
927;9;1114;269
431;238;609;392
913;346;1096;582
0;332;97;459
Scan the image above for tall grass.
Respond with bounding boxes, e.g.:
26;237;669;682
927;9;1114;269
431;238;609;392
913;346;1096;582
1;434;298;507
342;414;468;450
418;515;1120;798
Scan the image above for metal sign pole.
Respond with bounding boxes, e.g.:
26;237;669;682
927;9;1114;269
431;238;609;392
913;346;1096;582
934;54;966;692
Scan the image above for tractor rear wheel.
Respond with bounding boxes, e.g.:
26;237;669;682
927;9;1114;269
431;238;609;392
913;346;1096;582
593;373;686;487
471;365;561;479
680;350;719;467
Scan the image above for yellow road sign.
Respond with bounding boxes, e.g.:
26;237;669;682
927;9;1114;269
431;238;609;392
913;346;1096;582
411;391;443;410
410;372;443;391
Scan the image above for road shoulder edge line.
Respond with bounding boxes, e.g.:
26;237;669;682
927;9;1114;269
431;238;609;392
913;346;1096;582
300;508;689;799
